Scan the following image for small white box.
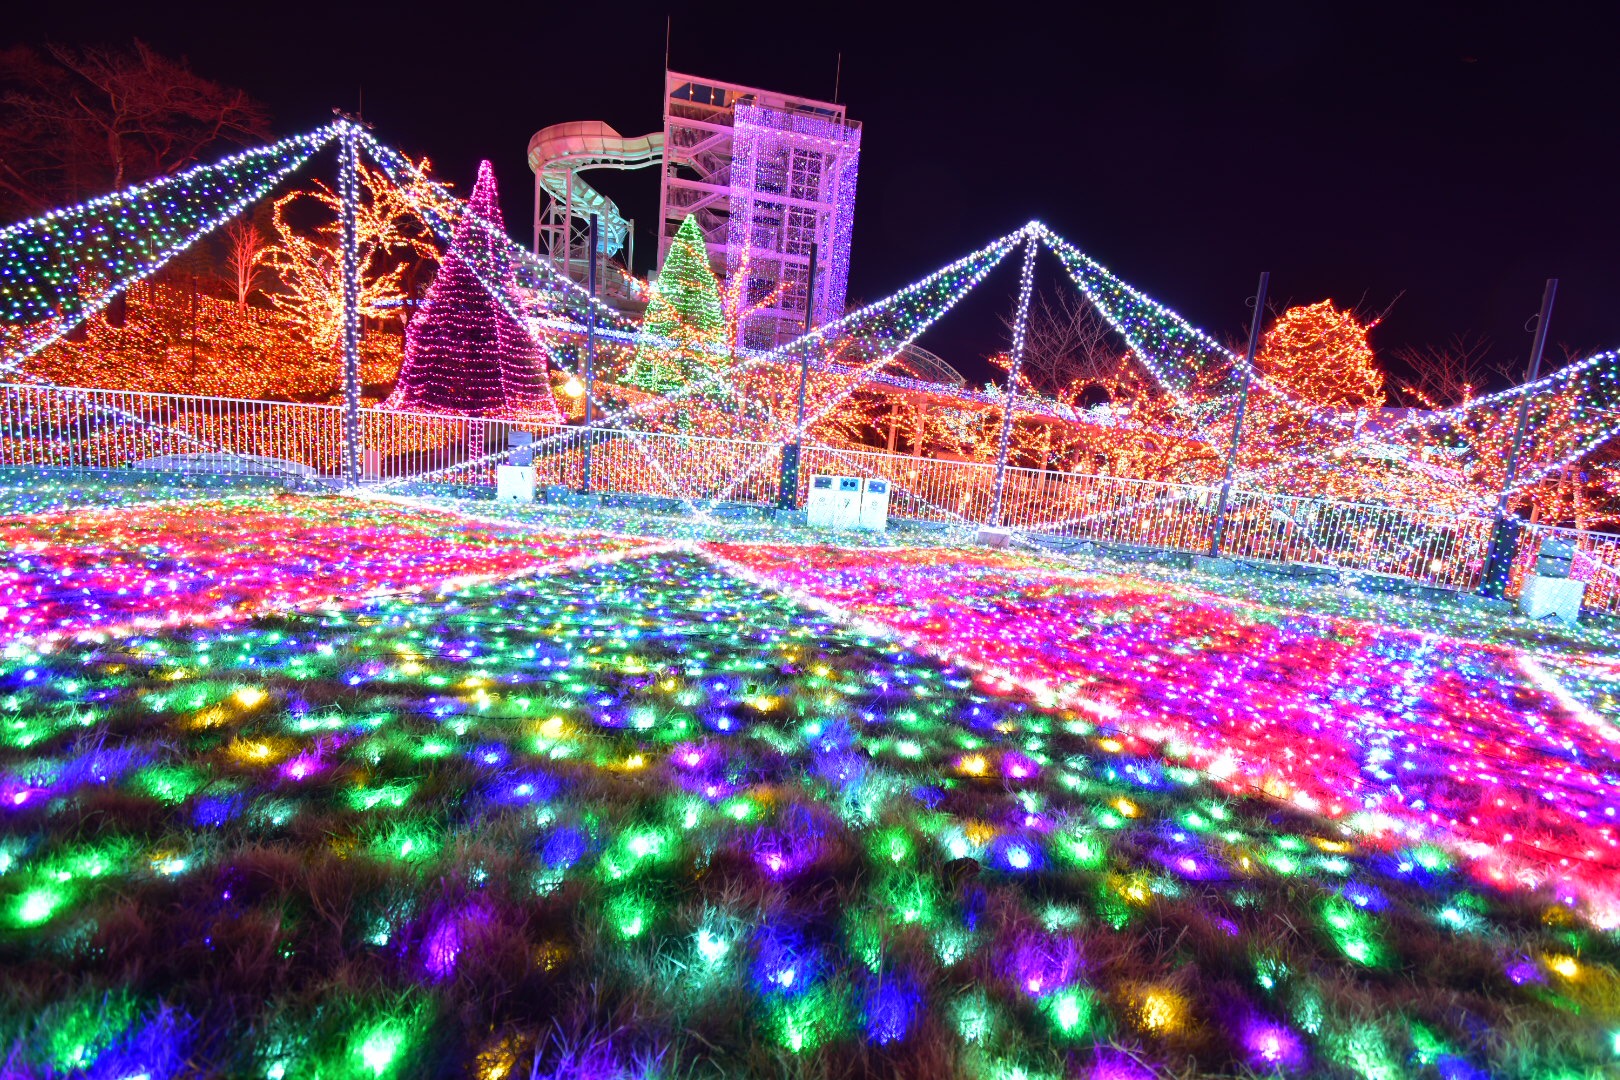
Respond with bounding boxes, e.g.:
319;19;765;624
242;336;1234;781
806;474;863;529
805;474;840;527
1519;575;1585;624
831;476;863;529
858;477;890;530
976;526;1012;548
495;465;536;502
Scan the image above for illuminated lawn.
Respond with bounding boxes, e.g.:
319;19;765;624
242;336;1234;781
0;497;1618;1078
0;493;653;643
708;543;1620;916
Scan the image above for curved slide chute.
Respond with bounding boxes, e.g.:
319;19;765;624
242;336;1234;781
526;121;663;260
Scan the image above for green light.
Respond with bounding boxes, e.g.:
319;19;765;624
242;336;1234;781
353;1019;408;1078
1045;987;1096;1039
767;985;847;1054
13;883;70;927
370;823;441;865
605;892;654;940
952;991;996;1043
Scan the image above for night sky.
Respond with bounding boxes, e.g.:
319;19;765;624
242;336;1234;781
6;2;1615;387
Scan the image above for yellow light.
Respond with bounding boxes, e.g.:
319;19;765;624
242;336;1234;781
959;754;989;776
228;739;277;766
563;376;585;398
233;686;266;708
1137;989;1187;1034
1547;954;1580;979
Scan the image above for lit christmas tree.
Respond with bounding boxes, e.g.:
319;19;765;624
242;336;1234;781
625;214;727;393
387;160;561;420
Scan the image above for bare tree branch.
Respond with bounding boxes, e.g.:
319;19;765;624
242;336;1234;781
0;39;270;221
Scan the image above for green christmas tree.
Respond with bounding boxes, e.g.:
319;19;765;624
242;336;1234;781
625;215;727;394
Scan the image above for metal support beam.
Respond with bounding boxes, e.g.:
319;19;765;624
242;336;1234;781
581;214;599;494
337;118;363;487
989;233;1040;527
1479;277;1558;599
1209;271;1271;556
777;242;818;509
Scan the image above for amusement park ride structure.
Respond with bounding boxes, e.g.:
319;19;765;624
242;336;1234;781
528;71;863;349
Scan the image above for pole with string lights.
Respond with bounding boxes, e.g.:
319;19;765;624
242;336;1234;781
581;213;599;494
1209;271;1270;556
778;243;819;510
989;229;1039;527
336;113;365;487
1479;277;1558;599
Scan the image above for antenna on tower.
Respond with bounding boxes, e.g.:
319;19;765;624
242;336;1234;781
665;15;672;71
833;53;842;102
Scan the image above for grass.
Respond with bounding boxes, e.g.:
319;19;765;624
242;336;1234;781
1;533;1617;1078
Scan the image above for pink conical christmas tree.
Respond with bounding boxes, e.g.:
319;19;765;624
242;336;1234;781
387;160;561;420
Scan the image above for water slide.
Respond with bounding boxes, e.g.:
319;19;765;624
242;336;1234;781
526;122;664;260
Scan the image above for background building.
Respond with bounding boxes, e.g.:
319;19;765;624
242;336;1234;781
528;72;861;347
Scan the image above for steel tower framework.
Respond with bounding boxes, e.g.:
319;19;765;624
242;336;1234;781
657;71;861;348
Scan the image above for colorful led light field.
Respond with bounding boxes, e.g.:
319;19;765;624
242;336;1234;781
704;543;1620;918
1;543;1617;1077
0;493;651;643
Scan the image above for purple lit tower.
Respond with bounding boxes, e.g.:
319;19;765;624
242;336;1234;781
723;100;860;348
655;73;861;349
388;160;562;420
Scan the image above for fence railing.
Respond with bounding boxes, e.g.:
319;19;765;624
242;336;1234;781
3;380;1614;611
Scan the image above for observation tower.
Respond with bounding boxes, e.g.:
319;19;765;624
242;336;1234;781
527;72;862;347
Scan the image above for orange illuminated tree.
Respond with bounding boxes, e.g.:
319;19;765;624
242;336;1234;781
261;157;451;358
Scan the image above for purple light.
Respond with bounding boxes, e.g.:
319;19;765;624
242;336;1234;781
1002;751;1039;780
1089;1049;1158;1080
280;754;320;781
423;902;492;980
1242;1018;1306;1071
1003;933;1081;997
750;829;821;879
422;917;462;979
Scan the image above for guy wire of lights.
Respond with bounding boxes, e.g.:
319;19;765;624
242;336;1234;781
364;147;1022;493
1233;346;1620;502
0;129;341;484
0;126;339;375
9;123;1620;529
691;234;1028;511
360;132;1017;509
381;233;1013;506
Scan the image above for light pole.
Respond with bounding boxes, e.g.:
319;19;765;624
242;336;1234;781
988;230;1039;528
336;113;364;487
1209;271;1271;557
777;242;819;510
1478;277;1558;599
580;213;599;494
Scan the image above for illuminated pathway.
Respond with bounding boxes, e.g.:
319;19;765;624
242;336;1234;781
1;528;1617;1077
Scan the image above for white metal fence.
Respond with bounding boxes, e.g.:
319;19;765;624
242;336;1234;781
1;380;1611;609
